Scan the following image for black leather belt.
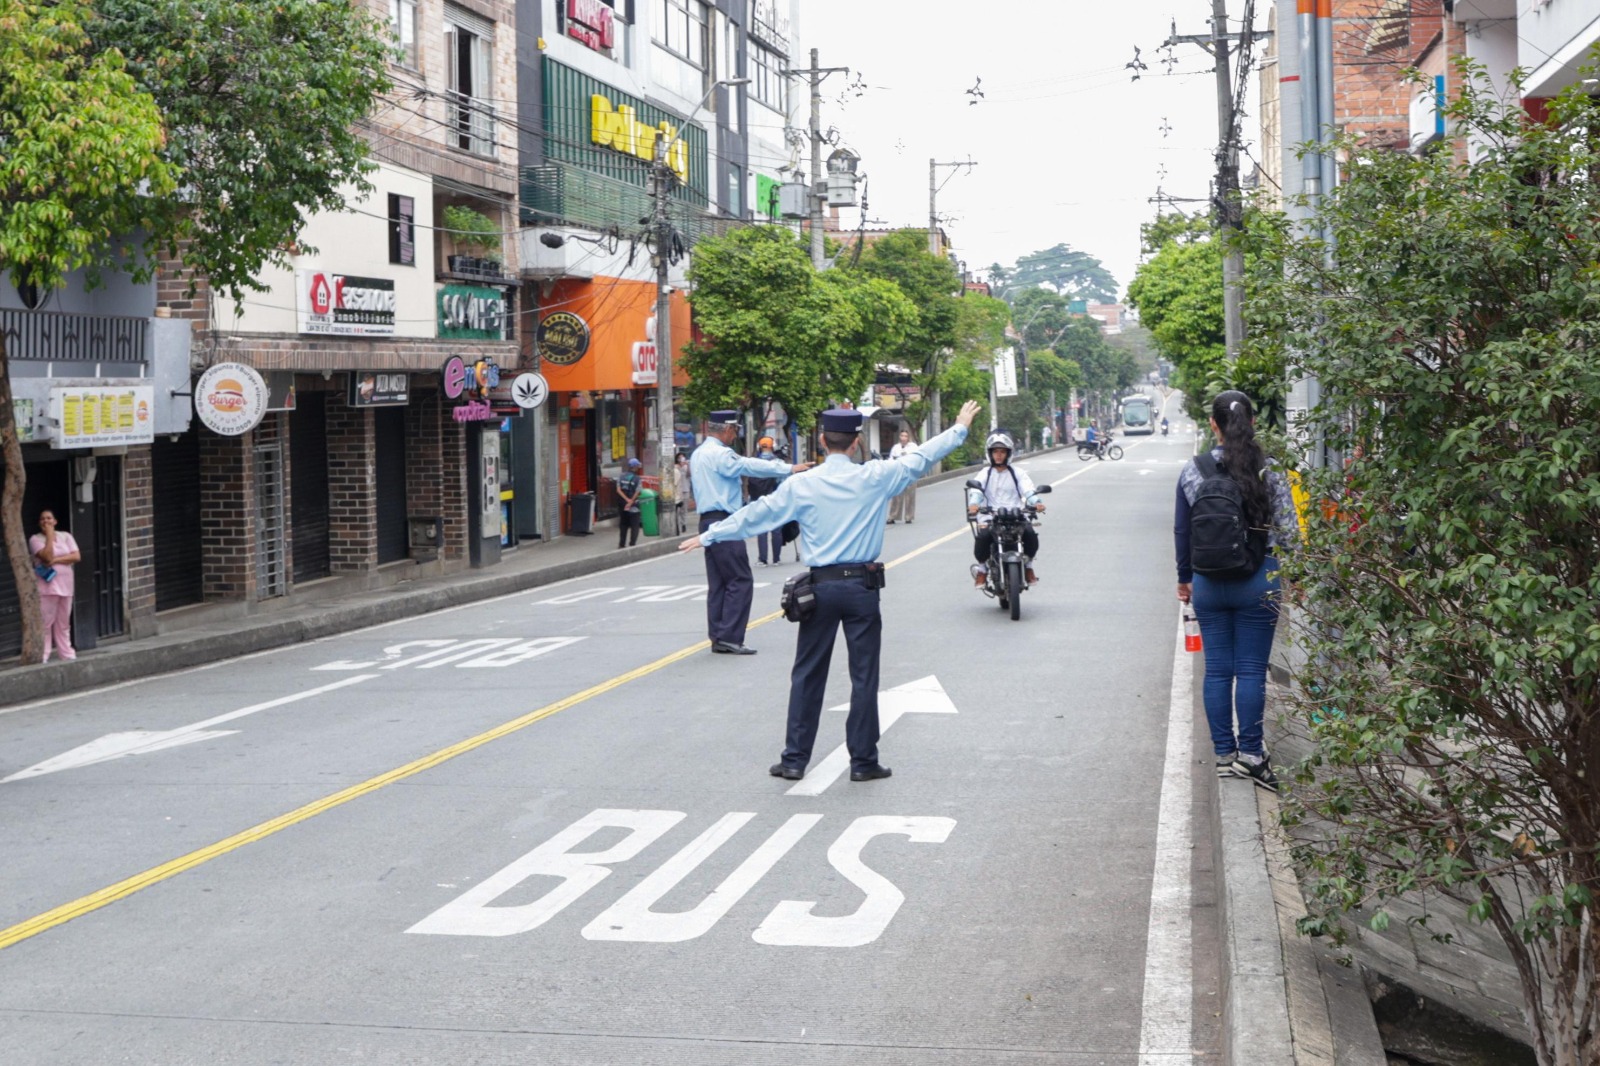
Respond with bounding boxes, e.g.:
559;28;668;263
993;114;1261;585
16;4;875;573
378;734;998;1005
701;510;730;521
810;563;876;584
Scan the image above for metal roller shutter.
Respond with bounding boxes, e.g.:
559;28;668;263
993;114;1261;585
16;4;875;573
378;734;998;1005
151;432;204;611
374;406;409;564
290;394;330;582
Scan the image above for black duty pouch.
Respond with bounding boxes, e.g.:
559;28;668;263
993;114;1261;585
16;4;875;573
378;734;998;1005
863;562;886;590
780;571;817;622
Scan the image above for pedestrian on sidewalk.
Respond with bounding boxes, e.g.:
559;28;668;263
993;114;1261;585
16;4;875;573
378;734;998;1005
689;411;809;655
887;429;919;524
681;400;981;782
747;436;785;565
29;509;80;663
672;451;693;535
1174;390;1296;791
616;458;643;548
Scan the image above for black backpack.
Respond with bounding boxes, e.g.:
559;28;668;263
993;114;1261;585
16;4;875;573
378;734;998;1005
1189;453;1267;579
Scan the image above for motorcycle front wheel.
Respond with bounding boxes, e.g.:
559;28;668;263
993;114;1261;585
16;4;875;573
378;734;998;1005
1107;444;1124;461
1004;560;1024;620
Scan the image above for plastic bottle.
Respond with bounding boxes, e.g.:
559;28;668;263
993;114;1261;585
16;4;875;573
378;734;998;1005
1183;607;1202;653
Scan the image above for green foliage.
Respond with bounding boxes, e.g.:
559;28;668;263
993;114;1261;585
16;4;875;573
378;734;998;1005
683;226;909;431
441;205;500;253
1001;242;1119;303
844;229;963;426
1260;61;1600;1065
1126;222;1226;418
90;0;394;299
0;0;174;287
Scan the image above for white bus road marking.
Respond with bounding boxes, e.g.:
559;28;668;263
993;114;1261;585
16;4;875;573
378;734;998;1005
784;675;958;797
312;637;583;672
2;675;378;783
1137;617;1196;1065
407;809;953;947
536;583;770;605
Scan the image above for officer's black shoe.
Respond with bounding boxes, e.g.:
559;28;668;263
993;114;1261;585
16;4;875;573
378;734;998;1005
769;763;804;781
849;764;892;782
712;641;757;655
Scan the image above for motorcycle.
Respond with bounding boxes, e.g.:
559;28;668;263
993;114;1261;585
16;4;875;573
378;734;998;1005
966;482;1052;621
1076;434;1124;461
1161;422;1170;437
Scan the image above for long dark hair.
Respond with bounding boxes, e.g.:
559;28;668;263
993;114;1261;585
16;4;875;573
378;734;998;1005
1212;390;1271;529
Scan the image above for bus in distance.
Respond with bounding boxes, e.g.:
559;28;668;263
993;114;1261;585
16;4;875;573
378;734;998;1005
1119;394;1154;435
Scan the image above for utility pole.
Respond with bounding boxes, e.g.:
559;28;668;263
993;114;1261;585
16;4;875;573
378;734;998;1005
1161;5;1262;364
1212;0;1245;363
925;158;976;436
651;132;676;504
790;49;848;270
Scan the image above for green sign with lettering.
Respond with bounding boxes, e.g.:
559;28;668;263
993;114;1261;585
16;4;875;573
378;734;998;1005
438;284;507;340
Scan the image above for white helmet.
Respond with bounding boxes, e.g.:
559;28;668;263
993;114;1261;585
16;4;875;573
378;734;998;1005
985;431;1014;461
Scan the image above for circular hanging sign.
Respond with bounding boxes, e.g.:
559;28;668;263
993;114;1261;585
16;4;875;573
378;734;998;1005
510;372;549;410
194;363;269;436
537;311;591;366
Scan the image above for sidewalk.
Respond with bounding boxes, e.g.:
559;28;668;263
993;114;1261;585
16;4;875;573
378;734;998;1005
1208;627;1534;1065
0;453;1004;710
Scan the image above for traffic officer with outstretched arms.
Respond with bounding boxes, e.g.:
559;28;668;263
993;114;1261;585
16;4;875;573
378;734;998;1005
681;400;982;781
689;410;809;655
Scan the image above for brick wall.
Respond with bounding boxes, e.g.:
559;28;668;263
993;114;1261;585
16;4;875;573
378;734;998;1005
1334;0;1455;149
123;446;156;637
404;388;471;562
201;428;256;602
327;403;377;572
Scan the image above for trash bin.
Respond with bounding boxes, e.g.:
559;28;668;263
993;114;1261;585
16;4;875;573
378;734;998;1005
568;492;596;535
638;489;660;537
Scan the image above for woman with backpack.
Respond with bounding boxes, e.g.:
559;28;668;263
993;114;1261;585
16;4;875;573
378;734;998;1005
1174;390;1297;791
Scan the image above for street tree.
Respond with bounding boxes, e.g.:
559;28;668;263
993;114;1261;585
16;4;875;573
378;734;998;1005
1126;214;1226;419
1007;242;1119;304
682;226;911;433
846;229;962;431
1256;62;1600;1066
0;0;175;664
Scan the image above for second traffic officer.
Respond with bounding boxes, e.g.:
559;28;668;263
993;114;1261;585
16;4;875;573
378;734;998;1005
681;400;981;782
690;410;809;654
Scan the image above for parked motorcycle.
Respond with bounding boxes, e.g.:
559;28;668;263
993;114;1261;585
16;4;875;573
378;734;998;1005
966;482;1052;621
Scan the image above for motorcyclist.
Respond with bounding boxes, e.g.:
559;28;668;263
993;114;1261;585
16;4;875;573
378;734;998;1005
1161;416;1170;436
967;430;1044;587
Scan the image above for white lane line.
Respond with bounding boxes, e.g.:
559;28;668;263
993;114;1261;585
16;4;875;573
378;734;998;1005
785;675;958;797
1137;617;1195;1064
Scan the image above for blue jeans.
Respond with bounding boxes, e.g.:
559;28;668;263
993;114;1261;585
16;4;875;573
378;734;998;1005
1192;558;1280;757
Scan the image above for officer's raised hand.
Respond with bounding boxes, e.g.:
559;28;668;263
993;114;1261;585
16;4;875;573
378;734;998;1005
955;400;981;428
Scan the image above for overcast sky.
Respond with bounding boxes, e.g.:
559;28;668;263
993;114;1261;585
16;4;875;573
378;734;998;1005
800;0;1257;299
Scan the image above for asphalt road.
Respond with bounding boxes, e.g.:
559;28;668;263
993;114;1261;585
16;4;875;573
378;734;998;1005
0;400;1221;1065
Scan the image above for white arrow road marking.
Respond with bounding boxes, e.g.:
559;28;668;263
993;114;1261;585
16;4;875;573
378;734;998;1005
2;674;378;782
533;587;624;605
785;675;958;797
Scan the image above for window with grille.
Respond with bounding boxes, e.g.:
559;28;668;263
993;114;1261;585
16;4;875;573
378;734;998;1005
445;7;497;156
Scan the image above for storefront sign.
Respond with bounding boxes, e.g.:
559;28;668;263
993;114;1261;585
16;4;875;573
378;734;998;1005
994;347;1018;398
48;387;155;448
565;0;615;51
873;386;922;411
12;399;34;443
590;95;689;183
509;372;550;410
350;372;411;407
751;0;791;51
538;311;591;366
296;270;396;336
630;341;657;385
452;400;497;423
195;363;269;436
438;284;507;340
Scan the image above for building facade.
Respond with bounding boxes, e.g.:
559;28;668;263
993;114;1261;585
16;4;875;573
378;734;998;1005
516;0;802;531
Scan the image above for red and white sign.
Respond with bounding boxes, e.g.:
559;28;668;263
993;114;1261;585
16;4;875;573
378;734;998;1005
194;363;269;436
566;0;615;51
630;342;658;386
296;270;396;336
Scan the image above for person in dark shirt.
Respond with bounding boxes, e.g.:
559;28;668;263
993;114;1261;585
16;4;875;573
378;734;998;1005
746;436;786;565
617;458;643;548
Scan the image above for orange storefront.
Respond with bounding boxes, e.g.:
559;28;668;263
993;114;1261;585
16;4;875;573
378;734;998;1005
537;277;690;530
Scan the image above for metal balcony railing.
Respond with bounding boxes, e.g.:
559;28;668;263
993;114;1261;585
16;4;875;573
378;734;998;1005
1;308;148;367
448;92;498;158
520;162;735;247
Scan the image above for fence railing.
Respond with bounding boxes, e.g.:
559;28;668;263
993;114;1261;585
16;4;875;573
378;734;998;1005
1;309;149;366
520;162;736;247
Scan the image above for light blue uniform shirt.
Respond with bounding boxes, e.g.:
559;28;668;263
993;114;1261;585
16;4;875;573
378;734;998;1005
701;424;970;566
689;436;794;514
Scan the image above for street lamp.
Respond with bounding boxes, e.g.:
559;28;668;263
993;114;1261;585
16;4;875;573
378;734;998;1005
651;76;750;506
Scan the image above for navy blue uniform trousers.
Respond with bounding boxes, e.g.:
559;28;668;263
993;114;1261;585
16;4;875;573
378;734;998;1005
701;513;753;645
780;578;882;772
